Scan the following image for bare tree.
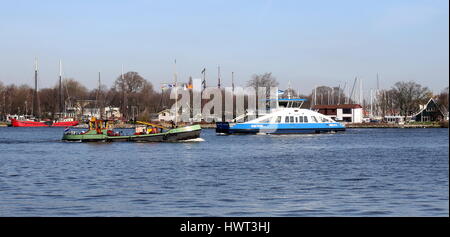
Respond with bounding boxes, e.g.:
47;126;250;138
246;72;279;91
436;86;449;113
392;81;431;119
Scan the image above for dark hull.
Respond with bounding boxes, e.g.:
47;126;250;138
63;128;201;142
130;129;201;142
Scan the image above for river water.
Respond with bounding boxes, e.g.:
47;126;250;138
0;127;448;216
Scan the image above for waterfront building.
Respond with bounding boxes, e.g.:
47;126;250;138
157;109;174;122
312;104;363;123
411;98;446;122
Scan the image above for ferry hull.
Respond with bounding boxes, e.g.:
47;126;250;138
216;122;345;134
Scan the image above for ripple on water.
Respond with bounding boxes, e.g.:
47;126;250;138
0;128;448;216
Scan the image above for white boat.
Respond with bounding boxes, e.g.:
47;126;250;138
216;99;346;134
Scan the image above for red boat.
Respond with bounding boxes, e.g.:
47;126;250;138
11;118;79;127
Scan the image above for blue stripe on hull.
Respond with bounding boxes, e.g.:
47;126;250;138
229;128;345;134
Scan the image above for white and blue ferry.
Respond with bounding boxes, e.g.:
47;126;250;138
216;99;345;134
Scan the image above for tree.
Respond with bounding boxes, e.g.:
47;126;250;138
113;71;157;120
436;86;449;113
391;81;431;118
377;89;397;117
246;72;279;91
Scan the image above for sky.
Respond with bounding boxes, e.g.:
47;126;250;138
0;0;448;96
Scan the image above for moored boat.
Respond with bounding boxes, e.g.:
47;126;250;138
216;99;346;134
62;117;201;142
11;118;79;127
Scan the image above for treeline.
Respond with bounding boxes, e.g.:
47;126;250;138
0;72;166;121
0;72;448;121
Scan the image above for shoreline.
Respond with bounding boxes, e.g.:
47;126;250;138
2;122;447;129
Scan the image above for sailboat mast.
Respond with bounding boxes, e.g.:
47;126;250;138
33;58;39;118
217;65;221;88
231;71;234;91
59;60;63;117
174;59;178;125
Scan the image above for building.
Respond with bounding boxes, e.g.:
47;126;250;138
66;106;122;120
313;104;363;123
384;115;407;124
157;109;174;122
411;98;446;122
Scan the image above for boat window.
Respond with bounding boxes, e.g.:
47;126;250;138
276;116;282;123
299;116;303;123
295;117;298;123
290;116;294;123
285;116;289;123
311;116;318;123
321;117;330;122
304;116;308;123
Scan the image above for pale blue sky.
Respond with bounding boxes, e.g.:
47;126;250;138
0;0;448;95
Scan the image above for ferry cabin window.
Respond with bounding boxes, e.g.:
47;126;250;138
311;116;318;123
295;117;298;123
304;116;308;123
299;116;303;123
285;116;289;123
321;117;330;122
276;116;282;123
290;116;294;123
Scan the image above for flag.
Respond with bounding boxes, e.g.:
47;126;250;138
64;127;70;133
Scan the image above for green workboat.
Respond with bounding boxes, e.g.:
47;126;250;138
62;118;201;142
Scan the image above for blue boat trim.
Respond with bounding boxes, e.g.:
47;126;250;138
217;122;346;134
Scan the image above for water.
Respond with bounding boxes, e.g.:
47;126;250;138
0;127;448;216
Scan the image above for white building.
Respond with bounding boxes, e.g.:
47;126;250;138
313;104;363;123
157;109;175;121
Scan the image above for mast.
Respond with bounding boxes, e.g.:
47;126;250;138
97;71;101;119
174;59;178;126
349;77;357;104
217;65;221;88
231;71;235;91
32;58;39;118
121;64;127;120
287;81;291;99
360;78;363;105
314;85;317;106
337;84;341;105
201;68;206;90
59;60;63;117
